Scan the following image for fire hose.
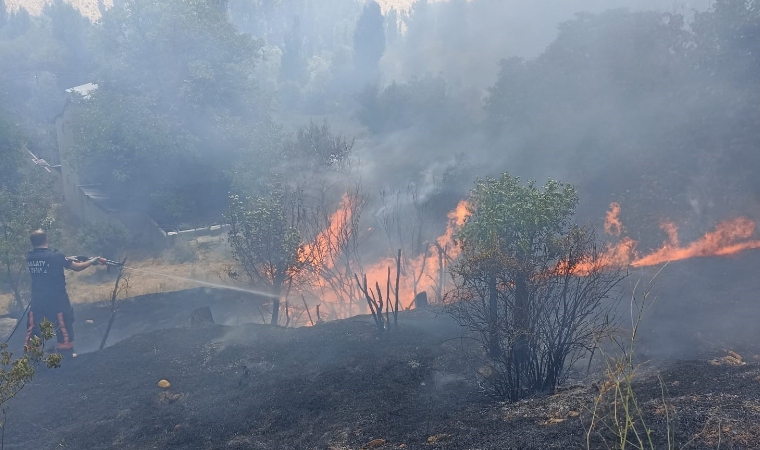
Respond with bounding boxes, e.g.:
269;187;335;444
69;256;125;272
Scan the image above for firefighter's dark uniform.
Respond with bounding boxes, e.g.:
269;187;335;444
25;248;75;355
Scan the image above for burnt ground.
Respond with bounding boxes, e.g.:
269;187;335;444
1;253;760;449
1;308;760;449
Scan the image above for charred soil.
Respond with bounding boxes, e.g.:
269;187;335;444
1;300;760;449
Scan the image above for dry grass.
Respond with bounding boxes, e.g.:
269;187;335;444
0;237;238;314
63;257;234;303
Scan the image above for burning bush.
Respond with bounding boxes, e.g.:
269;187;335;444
447;173;624;401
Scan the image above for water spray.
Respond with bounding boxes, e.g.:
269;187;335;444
122;266;279;298
70;256;279;298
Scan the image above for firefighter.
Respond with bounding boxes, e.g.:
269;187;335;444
24;229;104;359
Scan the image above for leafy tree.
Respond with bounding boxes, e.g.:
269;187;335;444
482;9;698;243
449;173;622;401
689;0;760;200
228;0;361;51
232;0;365;114
0;112;55;312
280;15;306;83
42;0;95;89
226;185;307;325
352;0;384;81
483;57;531;135
66;90;202;221
0;7;66;124
228;119;357;323
0;319;61;407
96;0;264;118
357;75;470;136
692;0;760;83
65;0;270;225
0;179;55;312
75;218;132;260
282;119;353;170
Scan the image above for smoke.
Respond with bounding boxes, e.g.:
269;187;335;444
381;0;704;89
6;0;760;358
357;2;706;211
342;0;760;360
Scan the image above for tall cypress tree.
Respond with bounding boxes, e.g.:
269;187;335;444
353;0;385;74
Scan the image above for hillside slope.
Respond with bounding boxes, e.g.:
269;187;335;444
2;306;759;449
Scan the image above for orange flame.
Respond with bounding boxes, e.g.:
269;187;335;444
301;193;353;270
299;199;760;323
595;203;760;270
360;200;470;308
630;217;760;267
604;202;623;237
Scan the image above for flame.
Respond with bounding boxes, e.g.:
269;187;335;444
360;200;470;309
301;193;353;270
298;198;760;323
604;202;623;237
437;200;469;259
594;203;760;270
631;217;760;267
563;236;636;276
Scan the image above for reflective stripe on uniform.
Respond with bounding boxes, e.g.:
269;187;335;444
24;311;35;348
56;312;73;349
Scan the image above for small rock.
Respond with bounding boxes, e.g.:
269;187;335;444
158;379;171;389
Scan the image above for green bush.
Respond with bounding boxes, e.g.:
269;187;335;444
75;219;132;260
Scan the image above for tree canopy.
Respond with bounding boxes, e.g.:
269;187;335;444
61;0;273;226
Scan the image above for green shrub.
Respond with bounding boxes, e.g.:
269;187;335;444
76;219;132;260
